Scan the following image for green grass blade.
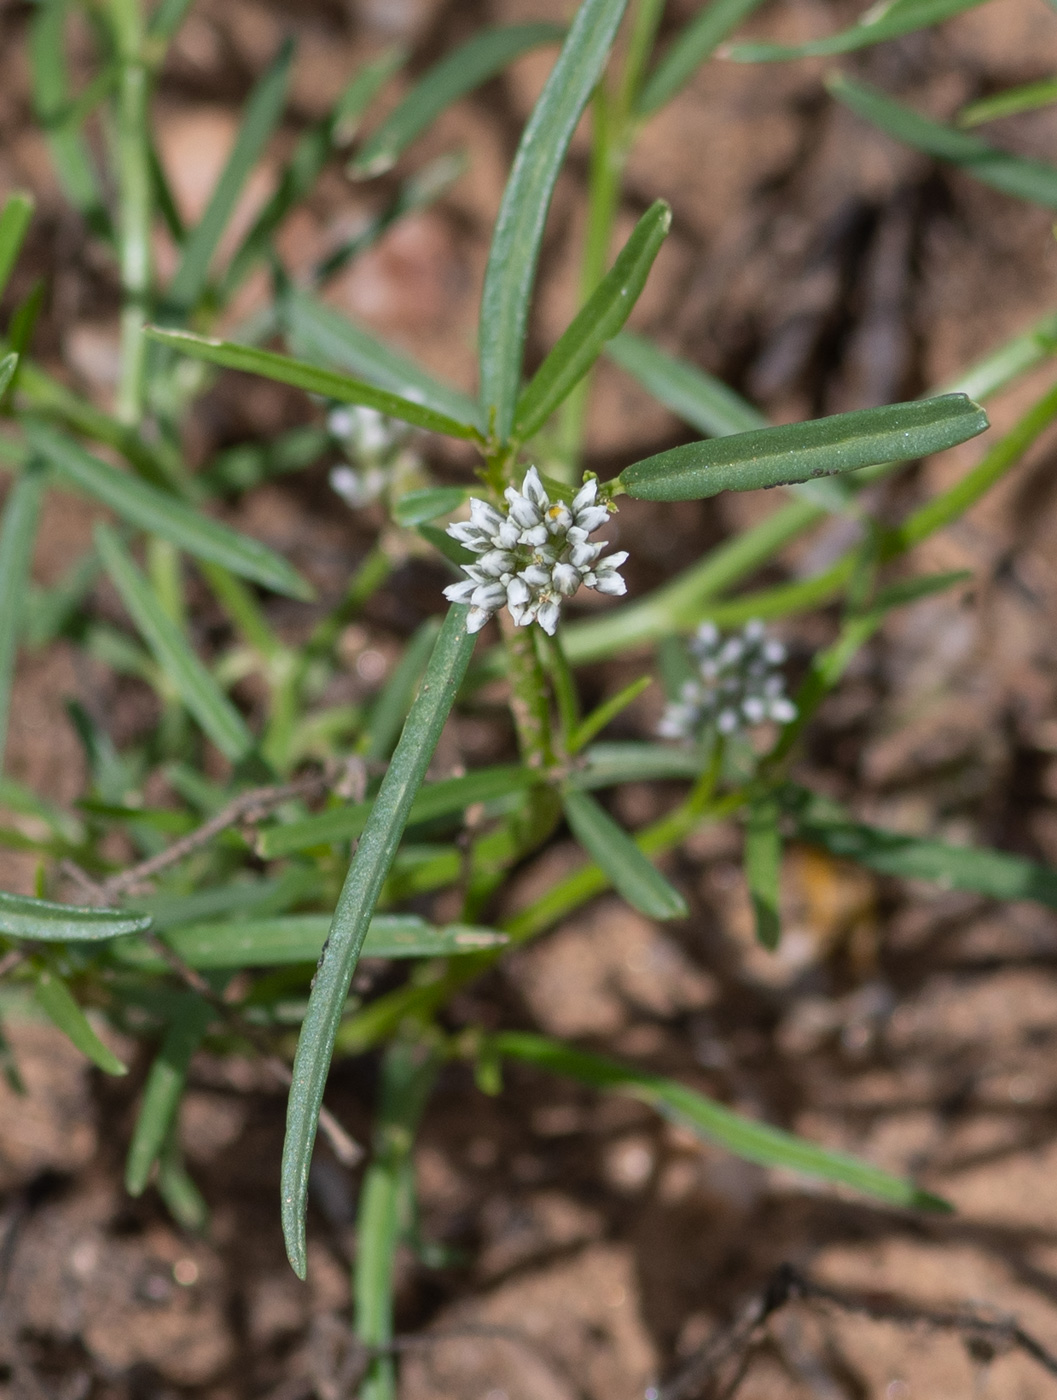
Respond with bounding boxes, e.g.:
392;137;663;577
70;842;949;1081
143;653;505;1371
26;422;313;600
0;461;46;771
283;289;483;430
156;1133;208;1232
788;787;1057;907
257;762;538;857
478;0;630;442
607;330;766;436
620;394;989;500
164;40;294;315
94;525;255;763
33;961;128;1075
0;355;17;404
146;328;481;441
281;605;477;1277
939;308;1057;401
29;0;109;238
514;201;671;441
828;73;1057;210
355;1039;438;1400
0;890;151;941
959;77;1057;128
577;741;706;786
362;618;441;761
636;0;768;114
494;1032;949;1211
147;0;197;42
392;488;469;527
0;194;34;302
117;914;507;969
351;23;565;177
222;49;405;293
728;0;987;61
569;676;652;753
745;791;781;949
126;994;212;1194
562;787;687;919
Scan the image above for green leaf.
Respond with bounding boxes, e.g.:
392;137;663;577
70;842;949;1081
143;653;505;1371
636;0;768;114
787;787;1057;909
362;618;441;762
283;286;484;431
33;961;128;1075
117;914;507;969
828;73;1057;211
146;328;481;442
29;1;109;238
351;23;565;177
607;330;765;436
222;48;406;294
745;791;781;949
281;605;477;1277
514;201;671;441
0;193;34;303
392;488;468;527
0;459;46;770
94;525;256;764
959;77;1057;128
163;40;294;314
156;1134;208;1232
561;788;687;920
576;741;706;787
479;0;630;442
26;422;313;600
493;1032;949;1211
257;761;538;858
0;889;151;941
569;676;652;753
727;0;988;61
620;394;989;500
126;994;212;1195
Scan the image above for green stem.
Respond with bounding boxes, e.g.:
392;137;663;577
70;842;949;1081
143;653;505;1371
110;0;152;426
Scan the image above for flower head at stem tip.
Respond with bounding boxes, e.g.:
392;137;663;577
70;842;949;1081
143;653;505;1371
443;467;627;635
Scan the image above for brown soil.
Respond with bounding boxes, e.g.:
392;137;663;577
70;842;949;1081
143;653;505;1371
4;0;1057;1395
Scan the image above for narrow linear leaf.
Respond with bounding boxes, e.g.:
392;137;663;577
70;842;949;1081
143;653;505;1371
164;41;294;314
727;0;988;61
788;787;1057;908
959;77;1057;128
637;0;768;115
562;788;687;920
351;23;565;177
281;605;477;1277
146;328;481;442
283;286;483;430
576;741;706;786
620;394;989;501
26;422;313;600
607;330;765;437
0;889;151;941
569;675;652;753
479;0;630;441
494;1032;949;1211
117;914;507;969
0;194;34;302
0;461;46;770
33;962;128;1075
126;995;212;1195
514;201;671;441
95;525;255;764
257;761;537;858
745;791;782;949
392;487;469;527
829;73;1057;211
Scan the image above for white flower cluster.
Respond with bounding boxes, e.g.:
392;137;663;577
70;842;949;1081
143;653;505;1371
442;467;627;635
328;406;409;508
658;620;797;741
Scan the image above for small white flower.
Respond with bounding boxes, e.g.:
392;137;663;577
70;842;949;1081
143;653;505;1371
442;467;626;635
658;620;797;741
